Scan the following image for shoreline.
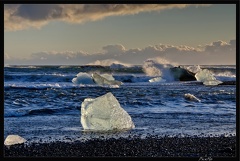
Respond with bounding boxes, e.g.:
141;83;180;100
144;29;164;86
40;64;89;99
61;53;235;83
4;135;236;157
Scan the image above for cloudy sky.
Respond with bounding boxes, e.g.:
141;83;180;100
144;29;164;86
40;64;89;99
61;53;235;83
4;4;236;65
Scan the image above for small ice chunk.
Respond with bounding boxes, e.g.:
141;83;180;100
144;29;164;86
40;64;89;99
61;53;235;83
4;135;27;146
81;92;135;131
203;80;223;86
184;93;201;102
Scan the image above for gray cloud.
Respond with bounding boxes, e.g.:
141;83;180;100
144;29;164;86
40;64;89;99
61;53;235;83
229;40;236;46
102;44;126;55
14;4;63;21
4;39;235;65
205;40;235;53
4;4;210;31
29;51;91;65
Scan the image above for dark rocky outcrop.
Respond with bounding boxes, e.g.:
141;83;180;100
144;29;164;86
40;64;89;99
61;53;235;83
170;66;196;81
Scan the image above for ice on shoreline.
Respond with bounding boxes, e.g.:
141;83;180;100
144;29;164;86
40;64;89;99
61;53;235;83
4;135;27;146
81;92;135;131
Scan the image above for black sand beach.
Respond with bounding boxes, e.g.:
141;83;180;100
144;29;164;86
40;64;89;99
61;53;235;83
4;135;236;157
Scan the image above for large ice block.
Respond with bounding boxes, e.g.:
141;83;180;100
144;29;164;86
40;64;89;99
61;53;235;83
81;92;135;131
195;69;222;86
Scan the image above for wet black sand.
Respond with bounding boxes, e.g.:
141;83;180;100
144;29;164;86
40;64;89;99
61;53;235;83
4;135;236;157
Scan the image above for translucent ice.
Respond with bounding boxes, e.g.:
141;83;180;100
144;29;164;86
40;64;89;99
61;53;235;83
203;80;223;86
72;72;94;85
100;74;115;81
195;69;222;86
91;73;123;86
195;69;215;81
4;135;27;146
81;92;135;131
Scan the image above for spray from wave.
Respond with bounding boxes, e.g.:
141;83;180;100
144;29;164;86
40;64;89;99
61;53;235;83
87;59;132;68
142;58;178;81
184;65;201;74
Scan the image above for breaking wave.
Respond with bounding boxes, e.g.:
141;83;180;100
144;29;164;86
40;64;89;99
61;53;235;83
4;64;236;89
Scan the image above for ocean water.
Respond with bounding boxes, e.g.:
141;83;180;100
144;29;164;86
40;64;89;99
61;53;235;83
4;64;236;143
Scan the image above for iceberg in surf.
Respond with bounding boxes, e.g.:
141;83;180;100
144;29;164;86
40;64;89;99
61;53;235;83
72;72;122;87
91;73;123;86
195;69;222;86
72;72;95;85
4;135;27;146
81;92;135;131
